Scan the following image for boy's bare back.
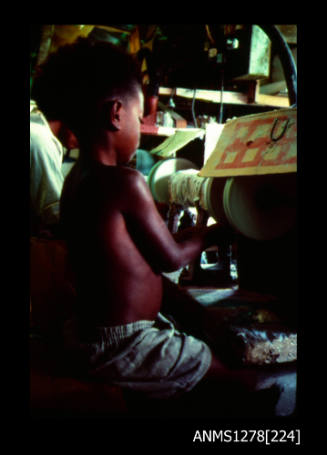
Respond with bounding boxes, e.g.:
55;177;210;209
61;158;227;329
61;163;163;326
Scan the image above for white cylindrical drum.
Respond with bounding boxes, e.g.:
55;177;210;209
148;158;296;241
222;174;296;241
202;177;229;223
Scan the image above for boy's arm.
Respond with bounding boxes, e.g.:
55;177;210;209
122;169;232;273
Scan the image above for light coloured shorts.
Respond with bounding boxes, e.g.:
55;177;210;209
62;312;212;399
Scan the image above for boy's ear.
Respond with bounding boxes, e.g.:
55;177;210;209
100;100;123;131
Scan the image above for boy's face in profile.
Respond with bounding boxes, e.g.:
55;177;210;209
117;87;144;165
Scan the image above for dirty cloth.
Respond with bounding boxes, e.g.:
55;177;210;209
62;312;212;399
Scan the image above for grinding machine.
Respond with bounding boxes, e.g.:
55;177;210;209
145;25;298;417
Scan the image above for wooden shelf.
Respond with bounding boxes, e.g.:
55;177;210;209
141;124;204;137
159;86;290;108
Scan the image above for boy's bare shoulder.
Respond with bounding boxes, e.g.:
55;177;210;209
100;165;145;192
94;165;147;211
115;165;143;183
97;164;140;181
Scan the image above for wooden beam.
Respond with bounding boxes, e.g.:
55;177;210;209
159;87;248;105
94;25;132;35
256;93;289;107
159;87;290;108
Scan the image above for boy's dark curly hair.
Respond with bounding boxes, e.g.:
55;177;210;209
31;38;142;133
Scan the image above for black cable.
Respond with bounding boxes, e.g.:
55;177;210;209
257;24;297;106
218;58;225;123
192;89;198;127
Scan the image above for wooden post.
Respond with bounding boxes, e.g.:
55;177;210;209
247;80;260;104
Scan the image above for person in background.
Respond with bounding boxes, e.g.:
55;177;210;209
30;99;79;340
30;98;78;237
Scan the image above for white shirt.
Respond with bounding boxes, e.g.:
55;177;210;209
30;101;64;232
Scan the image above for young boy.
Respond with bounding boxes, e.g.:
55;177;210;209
33;38;264;402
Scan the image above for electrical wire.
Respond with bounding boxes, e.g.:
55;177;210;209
218;51;226;124
192;89;198;127
218;64;224;124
